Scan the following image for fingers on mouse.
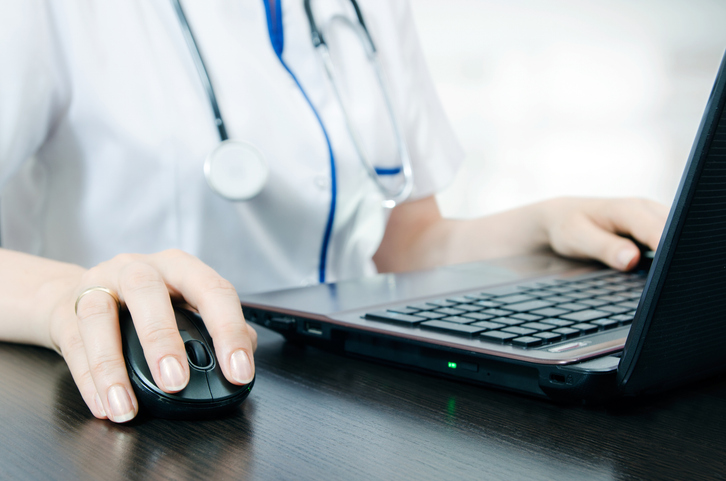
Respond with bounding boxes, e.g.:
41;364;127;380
120;307;254;419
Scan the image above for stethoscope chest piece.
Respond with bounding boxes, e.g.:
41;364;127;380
204;140;269;201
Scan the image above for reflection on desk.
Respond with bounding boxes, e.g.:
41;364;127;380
1;327;725;480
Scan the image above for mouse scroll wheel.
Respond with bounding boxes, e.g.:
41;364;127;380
184;340;213;370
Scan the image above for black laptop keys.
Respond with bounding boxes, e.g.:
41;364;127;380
364;270;644;349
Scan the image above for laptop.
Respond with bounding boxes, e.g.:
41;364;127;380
239;52;726;403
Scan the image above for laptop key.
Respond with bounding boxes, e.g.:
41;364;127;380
510;313;543;321
420;320;485;338
435;307;467;316
511;336;544;348
480;331;518;343
473;300;503;308
598;295;627;303
470;320;507;330
482;308;513;317
502;326;537;336
541;295;576;303
570;323;600;335
591;318;620;329
581;288;610;297
547;286;578;294
407;303;436;311
607;285;629;292
563;291;591;300
456;304;485;312
599;305;631;315
559;309;610;322
365;311;425;326
579;298;609;308
531;307;571;317
387;307;419;315
415;311;448;320
520;322;556;331
534;331;563;343
461;312;495;321
539;318;574;327
618;300;640;309
494;294;536;304
440;316;476;324
524;289;552;298
488;317;525;326
426;299;459;308
555;302;590;312
552;327;580;339
501;299;555;312
609;314;635;325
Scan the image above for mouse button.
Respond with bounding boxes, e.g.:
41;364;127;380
174;309;203;337
119;311;155;385
178;330;195;343
179;309;215;343
174;368;213;401
185;340;214;370
206;364;248;400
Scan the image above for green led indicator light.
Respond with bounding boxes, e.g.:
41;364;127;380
448;362;457;369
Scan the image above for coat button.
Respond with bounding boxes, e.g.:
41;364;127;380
314;175;330;190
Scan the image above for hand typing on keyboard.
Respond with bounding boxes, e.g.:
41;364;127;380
373;197;667;274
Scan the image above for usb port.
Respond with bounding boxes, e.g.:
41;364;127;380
304;321;323;336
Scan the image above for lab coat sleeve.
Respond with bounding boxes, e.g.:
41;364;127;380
0;0;69;190
363;0;465;201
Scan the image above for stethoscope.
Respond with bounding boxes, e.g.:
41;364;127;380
171;0;414;206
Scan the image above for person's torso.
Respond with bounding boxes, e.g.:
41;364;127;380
4;0;411;293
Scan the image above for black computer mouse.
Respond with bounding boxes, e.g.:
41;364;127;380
120;306;254;419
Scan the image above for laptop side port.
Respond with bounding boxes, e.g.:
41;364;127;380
303;321;324;336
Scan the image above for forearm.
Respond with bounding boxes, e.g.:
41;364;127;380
374;197;550;273
375;196;668;274
0;248;85;349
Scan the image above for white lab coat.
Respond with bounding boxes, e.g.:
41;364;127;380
0;0;463;294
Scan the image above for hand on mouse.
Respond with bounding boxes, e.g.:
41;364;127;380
0;248;257;423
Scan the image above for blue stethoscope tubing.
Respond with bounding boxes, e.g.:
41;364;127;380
171;0;414;283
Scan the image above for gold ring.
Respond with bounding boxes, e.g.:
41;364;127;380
74;286;121;316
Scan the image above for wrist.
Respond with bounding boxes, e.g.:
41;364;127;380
534;197;568;250
0;248;86;351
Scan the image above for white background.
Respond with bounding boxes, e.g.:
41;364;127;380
410;0;726;218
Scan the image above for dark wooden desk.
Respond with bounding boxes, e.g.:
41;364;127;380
1;326;725;480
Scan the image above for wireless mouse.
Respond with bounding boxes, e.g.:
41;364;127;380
120;306;254;419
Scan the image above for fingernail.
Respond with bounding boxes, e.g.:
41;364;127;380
94;392;107;417
107;385;135;423
160;356;187;391
230;349;254;384
617;249;636;270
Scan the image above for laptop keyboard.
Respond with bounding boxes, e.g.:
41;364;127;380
364;270;646;349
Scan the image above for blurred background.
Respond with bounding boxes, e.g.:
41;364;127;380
409;0;726;218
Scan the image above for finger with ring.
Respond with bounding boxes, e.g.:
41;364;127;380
75;286;121;316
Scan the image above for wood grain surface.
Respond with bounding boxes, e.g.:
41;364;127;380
1;326;724;481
